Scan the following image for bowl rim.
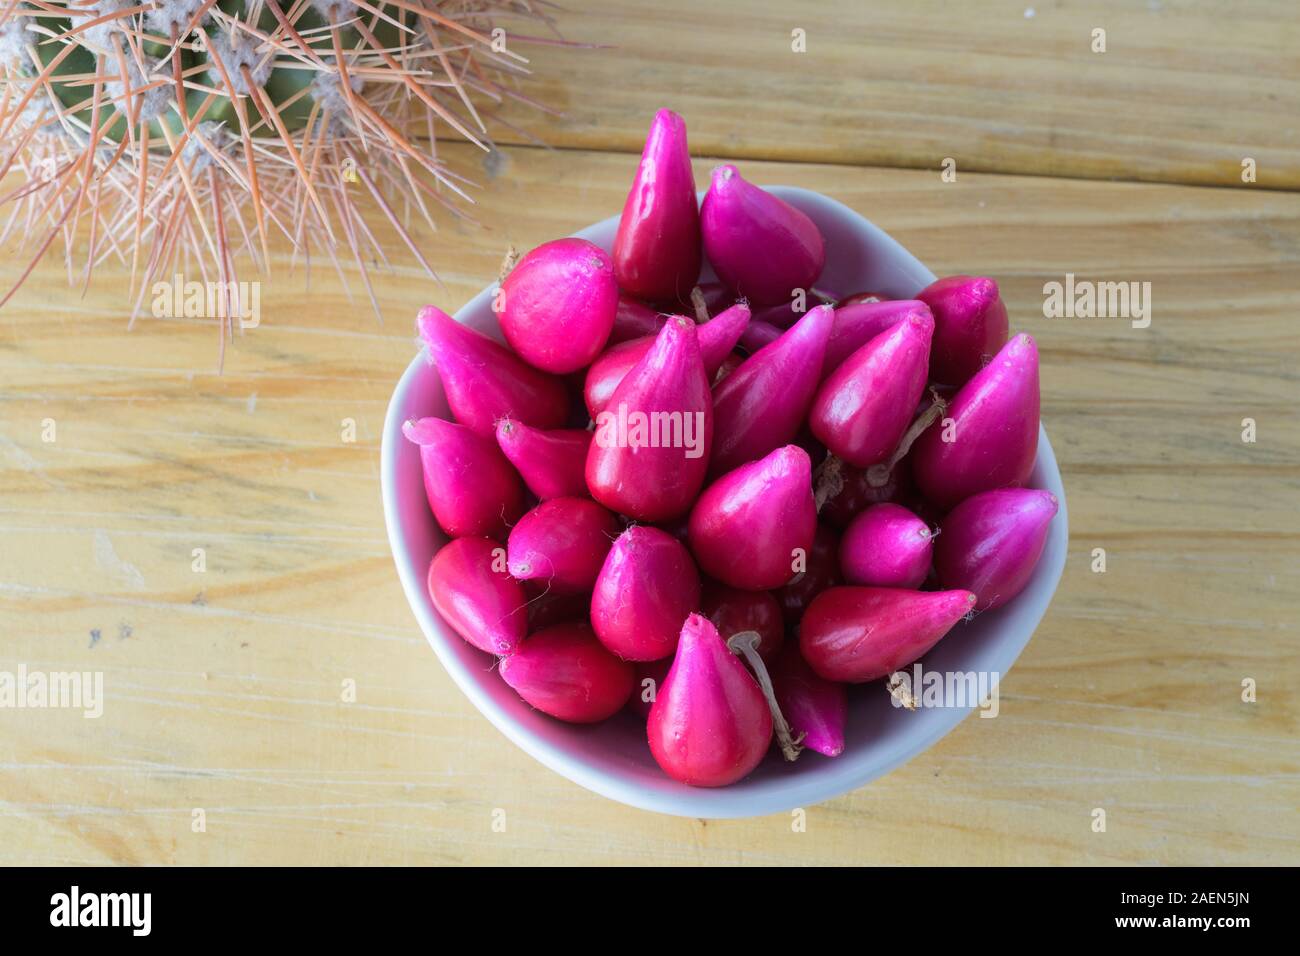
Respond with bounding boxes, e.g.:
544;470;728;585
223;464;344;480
380;185;1069;818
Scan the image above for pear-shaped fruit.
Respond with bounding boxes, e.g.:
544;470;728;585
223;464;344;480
770;645;847;757
647;614;773;786
710;304;834;476
700;164;825;305
426;537;525;655
911;333;1040;510
613;109;702;303
688;445;816;591
590;526;700;661
586;316;713;521
403;417;524;538
495;419;590;501
800;586;976;683
935;488;1057;609
417;305;569;435
809;311;933;468
499;622;635;723
506;497;619;594
916;275;1009;387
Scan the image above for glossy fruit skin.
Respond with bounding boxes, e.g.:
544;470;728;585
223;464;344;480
591;526;701;661
583;303;749;417
500;622;635;723
403;417;524;538
427;537;526;655
613;109;702;302
911;333;1041;510
499;237;619;373
917;275;1009;387
770;645;847;757
688;445;817;591
506;497;620;594
495;420;590;501
809;311;934;468
823;299;933;374
647;614;773;787
417;305;569;435
839;503;933;590
699;164;825;306
775;522;842;625
586;316;714;521
709;304;834;477
700;582;785;663
934;488;1058;609
799;586;976;683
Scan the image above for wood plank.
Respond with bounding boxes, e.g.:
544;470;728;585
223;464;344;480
491;0;1300;188
0;143;1297;864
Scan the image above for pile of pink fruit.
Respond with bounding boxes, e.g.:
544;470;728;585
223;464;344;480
405;110;1056;788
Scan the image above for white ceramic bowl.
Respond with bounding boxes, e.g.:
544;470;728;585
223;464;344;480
381;187;1068;818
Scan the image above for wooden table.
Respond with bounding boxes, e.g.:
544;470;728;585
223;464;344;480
2;1;1297;865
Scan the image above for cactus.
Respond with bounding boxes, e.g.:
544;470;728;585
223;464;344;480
0;0;569;362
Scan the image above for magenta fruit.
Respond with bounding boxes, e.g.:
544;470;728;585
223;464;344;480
934;488;1058;609
499;622;635;723
800;586;976;683
495;419;590;502
613;109;702;303
699;164;825;305
590;526;700;661
809;310;934;468
911;333;1041;510
506;497;619;594
647;614;773;786
402;417;524;538
916;275;1009;387
688;445;817;591
709;304;834;476
426;537;526;656
771;645;847;757
499;237;618;373
586;316;713;521
839;503;933;590
417;305;569;435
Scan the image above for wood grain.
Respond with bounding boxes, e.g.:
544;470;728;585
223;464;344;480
492;0;1300;189
1;141;1297;864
